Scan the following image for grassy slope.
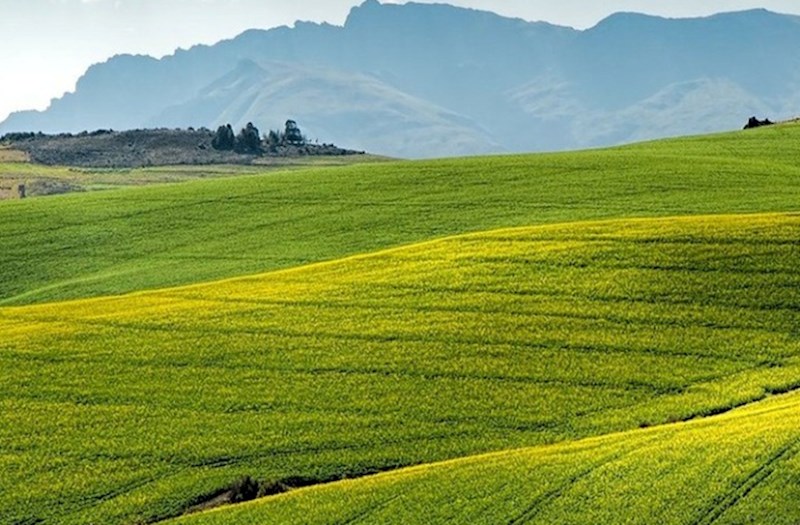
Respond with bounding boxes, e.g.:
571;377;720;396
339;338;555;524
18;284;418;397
2;124;800;305
171;389;800;525
0;154;387;197
3;213;800;523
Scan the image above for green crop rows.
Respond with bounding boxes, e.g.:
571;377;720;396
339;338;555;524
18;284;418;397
2;124;800;306
171;387;800;525
2;124;800;523
3;211;800;523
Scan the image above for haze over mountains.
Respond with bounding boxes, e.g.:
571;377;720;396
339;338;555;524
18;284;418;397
3;0;800;158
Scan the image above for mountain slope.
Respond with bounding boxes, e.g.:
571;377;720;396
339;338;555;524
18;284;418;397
152;59;500;158
4;213;800;523
2;2;799;157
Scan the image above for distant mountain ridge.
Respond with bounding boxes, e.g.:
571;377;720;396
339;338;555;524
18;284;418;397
3;1;799;158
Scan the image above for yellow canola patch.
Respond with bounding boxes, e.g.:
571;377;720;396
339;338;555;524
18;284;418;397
171;389;800;524
3;212;800;525
4;211;798;313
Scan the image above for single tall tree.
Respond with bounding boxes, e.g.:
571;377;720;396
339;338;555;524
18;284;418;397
235;122;261;153
284;120;305;145
211;124;235;151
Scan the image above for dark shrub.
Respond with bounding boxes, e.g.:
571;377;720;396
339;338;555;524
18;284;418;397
743;116;774;130
229;475;260;503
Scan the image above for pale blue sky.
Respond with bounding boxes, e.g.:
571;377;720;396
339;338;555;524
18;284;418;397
2;0;799;121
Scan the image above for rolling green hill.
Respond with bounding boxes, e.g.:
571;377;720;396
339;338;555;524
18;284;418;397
2;123;800;306
169;388;800;525
3;213;800;524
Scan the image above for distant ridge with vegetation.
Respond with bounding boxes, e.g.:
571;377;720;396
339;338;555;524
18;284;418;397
1;121;363;168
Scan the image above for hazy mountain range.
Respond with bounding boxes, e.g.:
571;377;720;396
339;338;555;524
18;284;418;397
3;0;800;158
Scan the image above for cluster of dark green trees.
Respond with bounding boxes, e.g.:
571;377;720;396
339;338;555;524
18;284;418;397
212;120;307;154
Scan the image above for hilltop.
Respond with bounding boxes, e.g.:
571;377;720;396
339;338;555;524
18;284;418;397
1;126;364;168
1;2;799;157
2;122;800;305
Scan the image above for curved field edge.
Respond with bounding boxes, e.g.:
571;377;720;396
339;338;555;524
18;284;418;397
1;123;800;306
3;213;800;523
169;389;800;525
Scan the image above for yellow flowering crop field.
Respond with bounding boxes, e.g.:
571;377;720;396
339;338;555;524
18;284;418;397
171;386;800;525
3;212;800;523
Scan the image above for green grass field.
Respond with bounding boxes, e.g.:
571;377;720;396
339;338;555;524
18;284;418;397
2;124;800;306
3;212;800;523
169;388;800;525
2;124;800;524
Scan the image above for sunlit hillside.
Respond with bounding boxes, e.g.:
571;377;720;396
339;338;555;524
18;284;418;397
2;123;800;307
3;212;800;523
